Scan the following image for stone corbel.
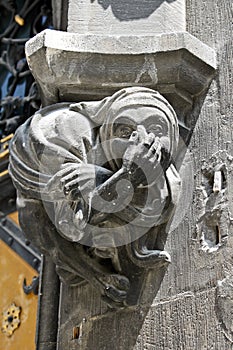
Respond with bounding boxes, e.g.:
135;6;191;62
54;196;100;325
9;87;182;307
10;12;217;308
26;29;216;134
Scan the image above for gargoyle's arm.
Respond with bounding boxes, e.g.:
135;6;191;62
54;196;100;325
91;166;134;213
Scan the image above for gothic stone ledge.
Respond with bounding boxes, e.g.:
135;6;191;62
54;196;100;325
25;29;216;121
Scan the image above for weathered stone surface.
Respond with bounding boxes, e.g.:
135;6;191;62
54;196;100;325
9;0;232;348
9;87;182;309
196;151;233;253
68;0;185;35
56;0;232;348
216;274;233;342
51;0;68;31
25;29;216;118
57;267;169;350
136;289;233;350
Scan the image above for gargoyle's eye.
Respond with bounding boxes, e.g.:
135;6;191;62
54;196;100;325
147;123;166;137
114;125;135;139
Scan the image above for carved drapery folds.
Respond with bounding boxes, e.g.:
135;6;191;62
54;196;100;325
9;87;181;307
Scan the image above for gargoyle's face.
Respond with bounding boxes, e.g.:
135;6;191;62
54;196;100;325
108;106;171;160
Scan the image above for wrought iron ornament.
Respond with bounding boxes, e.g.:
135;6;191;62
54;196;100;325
0;0;52;139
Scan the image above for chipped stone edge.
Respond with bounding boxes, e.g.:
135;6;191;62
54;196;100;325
25;29;217;70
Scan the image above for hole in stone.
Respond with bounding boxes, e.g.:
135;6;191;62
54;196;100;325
221;170;226;189
215;225;220;245
200;224;221;250
204;168;227;195
7;316;13;323
73;325;82;340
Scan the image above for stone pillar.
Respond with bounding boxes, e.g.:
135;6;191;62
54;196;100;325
16;1;233;349
68;0;186;35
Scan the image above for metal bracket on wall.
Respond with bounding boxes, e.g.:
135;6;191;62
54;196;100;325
23;276;39;295
0;215;41;272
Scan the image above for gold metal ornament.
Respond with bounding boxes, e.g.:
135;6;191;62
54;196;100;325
1;303;21;337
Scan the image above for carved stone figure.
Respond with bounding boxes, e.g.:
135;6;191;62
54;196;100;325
9;87;181;307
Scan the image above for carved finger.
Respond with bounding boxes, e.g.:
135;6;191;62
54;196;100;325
145;144;157;158
64;178;80;194
149;151;162;167
61;170;79;186
143;132;155;149
147;138;161;158
59;166;81;183
46;175;72;194
156;144;162;163
46;166;77;188
152;137;160;147
61;162;79;170
146;144;156;158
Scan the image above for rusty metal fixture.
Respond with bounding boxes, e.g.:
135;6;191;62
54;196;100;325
23;276;39;295
1;303;21;337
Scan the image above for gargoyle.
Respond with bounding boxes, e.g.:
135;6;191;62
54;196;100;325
9;87;181;307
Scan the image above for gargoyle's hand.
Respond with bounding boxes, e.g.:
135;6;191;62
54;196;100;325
60;163;96;201
122;125;166;186
45;163;112;201
60;163;112;201
45;163;96;201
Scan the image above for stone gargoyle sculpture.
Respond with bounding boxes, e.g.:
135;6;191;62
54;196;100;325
9;87;181;307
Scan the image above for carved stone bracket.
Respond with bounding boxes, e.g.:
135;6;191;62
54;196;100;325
25;29;216;129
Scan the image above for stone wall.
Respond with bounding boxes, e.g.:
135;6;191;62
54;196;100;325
57;1;233;348
21;1;233;349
